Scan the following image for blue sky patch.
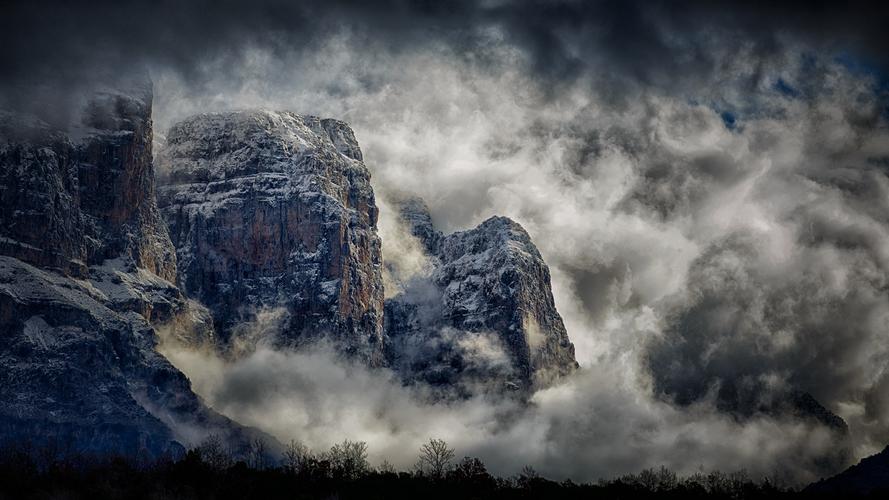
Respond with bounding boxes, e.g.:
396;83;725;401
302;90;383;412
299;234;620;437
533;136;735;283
773;78;800;98
720;111;737;130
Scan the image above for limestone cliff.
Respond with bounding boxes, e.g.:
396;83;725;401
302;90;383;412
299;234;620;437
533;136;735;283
0;84;267;457
156;111;385;365
385;198;578;395
0;84;175;281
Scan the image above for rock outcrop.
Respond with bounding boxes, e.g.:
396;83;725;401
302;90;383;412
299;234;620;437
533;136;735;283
1;89;580;456
156;112;575;392
0;84;266;458
385;198;578;395
0;256;252;457
0;84;176;281
156;111;385;365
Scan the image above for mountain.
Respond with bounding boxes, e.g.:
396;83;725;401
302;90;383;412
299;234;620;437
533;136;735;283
384;197;579;396
156;110;385;365
0;82;269;457
806;445;889;495
0;82;175;280
1;78;578;458
154;112;577;395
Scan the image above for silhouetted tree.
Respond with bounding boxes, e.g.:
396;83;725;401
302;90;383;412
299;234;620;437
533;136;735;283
281;439;312;474
247;437;268;470
452;456;495;489
453;457;488;480
517;465;541;489
630;466;678;491
325;440;368;479
377;459;396;474
0;441;801;499
197;434;232;470
417;438;454;479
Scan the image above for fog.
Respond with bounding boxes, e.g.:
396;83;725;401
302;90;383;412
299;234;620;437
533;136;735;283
158;316;841;483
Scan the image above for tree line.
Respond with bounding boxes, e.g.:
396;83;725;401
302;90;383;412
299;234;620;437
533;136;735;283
0;436;879;499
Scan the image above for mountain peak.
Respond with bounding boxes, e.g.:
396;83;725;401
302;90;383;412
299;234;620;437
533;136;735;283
385;197;578;396
157;109;384;364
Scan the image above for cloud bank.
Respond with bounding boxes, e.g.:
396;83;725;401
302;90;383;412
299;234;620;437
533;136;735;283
152;35;888;482
158;327;842;484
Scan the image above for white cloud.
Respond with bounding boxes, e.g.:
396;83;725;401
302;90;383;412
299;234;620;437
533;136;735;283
150;32;889;484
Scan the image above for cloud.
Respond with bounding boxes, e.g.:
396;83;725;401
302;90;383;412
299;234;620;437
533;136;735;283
144;21;889;484
158;324;844;484
5;1;889;123
151;46;884;483
5;1;889;85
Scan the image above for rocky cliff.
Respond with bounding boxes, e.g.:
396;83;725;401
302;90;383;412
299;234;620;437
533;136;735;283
1;90;580;456
385;198;578;395
0;84;176;281
0;84;266;457
155;111;575;393
156;111;385;365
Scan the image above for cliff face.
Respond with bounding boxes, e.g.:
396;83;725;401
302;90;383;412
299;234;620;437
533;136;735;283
385;198;578;395
156;112;575;391
156;111;385;365
0;85;176;281
0;85;264;457
0;256;227;457
1;90;580;455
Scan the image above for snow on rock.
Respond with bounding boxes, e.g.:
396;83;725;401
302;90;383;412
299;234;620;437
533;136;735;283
0;83;269;457
157;110;385;365
0;256;267;457
0;81;176;280
385;197;579;396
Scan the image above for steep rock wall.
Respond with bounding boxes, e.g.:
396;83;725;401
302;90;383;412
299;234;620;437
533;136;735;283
157;111;385;365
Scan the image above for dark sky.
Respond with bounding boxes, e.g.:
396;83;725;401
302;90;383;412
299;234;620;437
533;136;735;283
3;1;889;98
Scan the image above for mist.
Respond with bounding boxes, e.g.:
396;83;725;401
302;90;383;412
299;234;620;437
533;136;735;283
158;312;841;484
144;27;889;483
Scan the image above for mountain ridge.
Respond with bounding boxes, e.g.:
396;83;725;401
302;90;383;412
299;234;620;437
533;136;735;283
0;83;275;458
384;197;579;396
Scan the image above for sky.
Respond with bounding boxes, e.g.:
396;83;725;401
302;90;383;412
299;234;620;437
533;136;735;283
4;0;889;485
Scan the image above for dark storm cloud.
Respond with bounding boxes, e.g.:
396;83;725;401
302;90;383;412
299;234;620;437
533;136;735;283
640;63;889;444
3;0;889;98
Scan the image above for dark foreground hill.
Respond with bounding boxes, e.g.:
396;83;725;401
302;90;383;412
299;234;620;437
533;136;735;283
805;445;889;496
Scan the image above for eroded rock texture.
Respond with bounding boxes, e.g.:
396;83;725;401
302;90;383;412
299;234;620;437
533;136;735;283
385;198;578;396
0;84;176;280
157;111;385;365
0;256;251;457
0;84;265;457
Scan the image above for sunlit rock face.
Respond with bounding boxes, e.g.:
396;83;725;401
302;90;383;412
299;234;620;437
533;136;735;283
157;111;385;365
0;83;261;457
385;197;579;396
155;112;573;389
